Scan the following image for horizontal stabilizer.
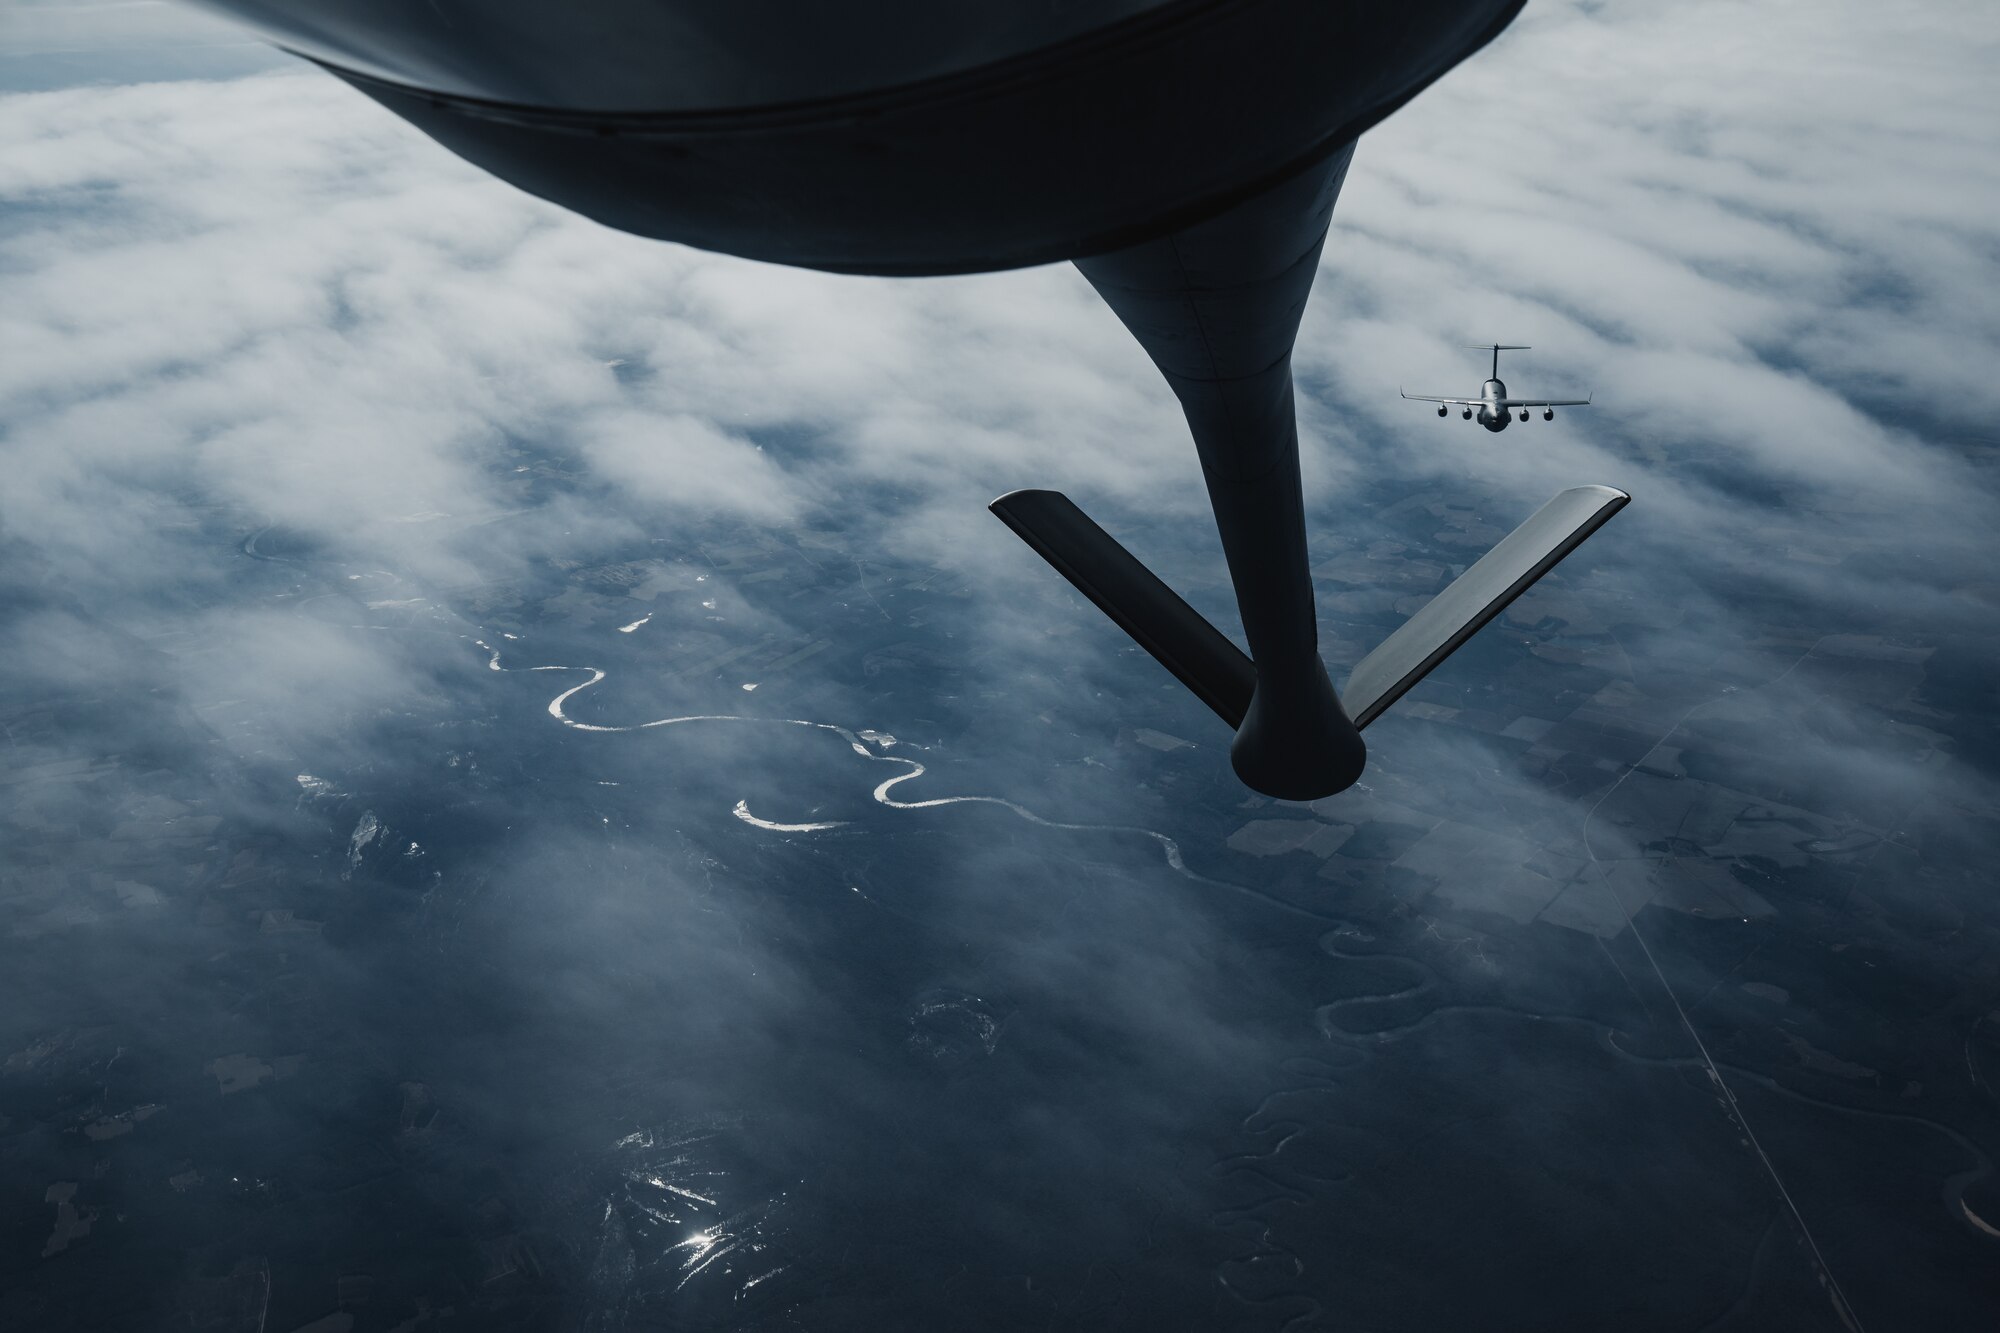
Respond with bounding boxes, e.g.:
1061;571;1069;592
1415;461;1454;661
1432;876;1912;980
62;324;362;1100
1342;485;1629;728
990;489;1254;728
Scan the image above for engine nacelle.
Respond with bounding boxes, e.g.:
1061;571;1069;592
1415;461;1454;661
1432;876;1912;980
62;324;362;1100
1461;407;1473;419
1543;408;1554;420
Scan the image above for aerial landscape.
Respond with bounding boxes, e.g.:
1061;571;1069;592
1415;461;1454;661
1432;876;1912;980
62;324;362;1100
1;1;1997;1330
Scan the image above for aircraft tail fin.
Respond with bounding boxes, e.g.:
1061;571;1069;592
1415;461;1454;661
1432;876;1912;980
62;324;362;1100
989;489;1253;728
1464;342;1531;377
1341;485;1629;728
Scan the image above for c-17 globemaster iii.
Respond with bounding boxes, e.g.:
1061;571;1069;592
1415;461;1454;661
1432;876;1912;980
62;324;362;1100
179;0;1628;800
1408;342;1592;430
1402;344;1593;432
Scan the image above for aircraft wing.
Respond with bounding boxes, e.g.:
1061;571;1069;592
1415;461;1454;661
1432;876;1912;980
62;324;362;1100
1342;484;1630;728
1500;395;1591;408
1400;390;1480;405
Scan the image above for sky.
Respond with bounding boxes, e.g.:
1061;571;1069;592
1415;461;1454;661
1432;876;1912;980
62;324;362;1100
3;2;1999;1329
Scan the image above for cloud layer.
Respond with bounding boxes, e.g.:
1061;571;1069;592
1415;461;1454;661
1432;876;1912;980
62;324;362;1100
3;2;1998;1329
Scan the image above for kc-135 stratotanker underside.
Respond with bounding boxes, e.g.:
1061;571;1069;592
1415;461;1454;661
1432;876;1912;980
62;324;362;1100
186;0;1628;799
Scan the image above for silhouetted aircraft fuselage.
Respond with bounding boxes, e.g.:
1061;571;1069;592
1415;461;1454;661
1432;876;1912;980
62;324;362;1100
182;0;1627;800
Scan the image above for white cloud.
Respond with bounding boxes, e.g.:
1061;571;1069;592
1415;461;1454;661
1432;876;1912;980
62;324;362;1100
577;410;804;524
0;69;1231;606
0;0;1995;703
1307;0;2000;541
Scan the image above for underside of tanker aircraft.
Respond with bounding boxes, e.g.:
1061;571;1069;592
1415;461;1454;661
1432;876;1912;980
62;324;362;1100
186;0;1628;798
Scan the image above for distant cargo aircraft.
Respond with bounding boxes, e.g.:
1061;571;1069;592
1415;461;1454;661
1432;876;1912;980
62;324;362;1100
183;0;1627;799
1402;345;1592;432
